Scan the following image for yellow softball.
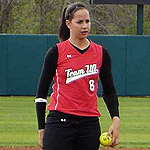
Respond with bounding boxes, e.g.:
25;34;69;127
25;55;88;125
100;132;113;146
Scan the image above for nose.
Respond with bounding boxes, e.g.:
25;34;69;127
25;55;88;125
82;22;89;29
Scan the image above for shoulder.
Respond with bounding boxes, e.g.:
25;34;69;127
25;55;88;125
90;41;103;55
90;42;110;59
47;45;58;54
45;45;58;60
89;41;111;62
103;47;109;56
90;41;102;49
102;47;112;67
102;47;111;60
56;40;69;48
56;40;71;58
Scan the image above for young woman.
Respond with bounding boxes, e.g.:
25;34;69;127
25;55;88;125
35;2;120;150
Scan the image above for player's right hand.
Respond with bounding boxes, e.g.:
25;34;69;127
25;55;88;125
38;129;45;149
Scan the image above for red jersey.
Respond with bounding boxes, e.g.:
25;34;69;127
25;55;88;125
47;40;103;117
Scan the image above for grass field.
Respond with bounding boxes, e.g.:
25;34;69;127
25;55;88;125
0;96;150;148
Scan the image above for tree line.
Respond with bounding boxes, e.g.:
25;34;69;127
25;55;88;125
0;0;150;35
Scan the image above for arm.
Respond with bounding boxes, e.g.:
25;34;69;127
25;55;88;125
35;45;58;148
99;48;120;147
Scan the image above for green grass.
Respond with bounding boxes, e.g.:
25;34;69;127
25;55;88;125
0;96;38;147
0;96;150;148
99;97;150;148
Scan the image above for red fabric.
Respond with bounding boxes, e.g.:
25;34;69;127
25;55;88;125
47;40;103;117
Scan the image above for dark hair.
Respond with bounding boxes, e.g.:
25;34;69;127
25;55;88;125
58;2;87;42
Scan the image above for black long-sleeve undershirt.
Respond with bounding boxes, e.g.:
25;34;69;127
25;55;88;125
35;45;119;129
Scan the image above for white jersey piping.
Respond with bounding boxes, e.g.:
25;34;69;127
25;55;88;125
54;69;59;110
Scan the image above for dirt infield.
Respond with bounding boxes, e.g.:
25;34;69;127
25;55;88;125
0;147;150;150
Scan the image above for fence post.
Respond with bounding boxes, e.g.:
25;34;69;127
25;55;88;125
137;4;144;35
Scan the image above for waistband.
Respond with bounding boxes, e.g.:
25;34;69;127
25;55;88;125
48;110;99;122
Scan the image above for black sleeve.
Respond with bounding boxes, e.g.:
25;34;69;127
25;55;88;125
35;45;58;130
36;45;58;98
36;102;47;129
99;48;119;119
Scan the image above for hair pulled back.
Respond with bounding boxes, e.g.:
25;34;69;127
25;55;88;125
58;2;87;42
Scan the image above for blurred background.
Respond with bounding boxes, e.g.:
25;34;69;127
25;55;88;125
0;0;150;35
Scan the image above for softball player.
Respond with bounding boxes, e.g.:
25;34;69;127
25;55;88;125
35;2;120;150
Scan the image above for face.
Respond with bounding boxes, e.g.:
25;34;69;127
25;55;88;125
66;8;91;40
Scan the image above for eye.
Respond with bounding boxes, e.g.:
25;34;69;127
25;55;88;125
86;19;90;23
77;20;83;24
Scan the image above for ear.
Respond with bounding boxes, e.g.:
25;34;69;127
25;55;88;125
66;20;71;29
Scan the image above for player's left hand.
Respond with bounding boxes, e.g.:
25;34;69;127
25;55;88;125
108;116;120;147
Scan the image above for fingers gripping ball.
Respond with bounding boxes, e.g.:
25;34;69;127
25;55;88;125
100;132;112;146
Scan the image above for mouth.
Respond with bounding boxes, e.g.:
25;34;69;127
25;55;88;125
81;31;89;35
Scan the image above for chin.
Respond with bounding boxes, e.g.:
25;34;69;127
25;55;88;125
79;37;87;40
80;35;88;39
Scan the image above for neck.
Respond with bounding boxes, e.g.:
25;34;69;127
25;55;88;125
69;38;90;50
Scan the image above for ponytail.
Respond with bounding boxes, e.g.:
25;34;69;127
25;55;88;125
58;7;70;42
58;2;87;42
